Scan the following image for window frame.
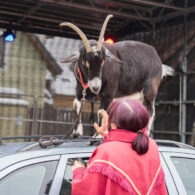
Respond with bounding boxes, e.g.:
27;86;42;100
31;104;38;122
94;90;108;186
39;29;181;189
0;155;59;180
159;153;178;195
0;155;60;195
49;153;92;195
161;151;195;195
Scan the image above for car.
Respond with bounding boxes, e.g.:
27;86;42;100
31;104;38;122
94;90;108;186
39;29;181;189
0;137;194;195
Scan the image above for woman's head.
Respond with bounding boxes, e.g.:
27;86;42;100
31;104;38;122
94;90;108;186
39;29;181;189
108;97;149;154
108;97;149;131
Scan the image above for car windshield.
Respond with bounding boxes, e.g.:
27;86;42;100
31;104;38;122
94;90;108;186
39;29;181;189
171;157;195;195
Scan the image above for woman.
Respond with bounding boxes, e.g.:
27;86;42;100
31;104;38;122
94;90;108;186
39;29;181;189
71;98;167;195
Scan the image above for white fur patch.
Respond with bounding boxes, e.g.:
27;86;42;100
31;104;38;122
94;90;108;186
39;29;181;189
126;91;144;103
162;64;175;78
73;98;81;115
91;46;98;56
73;98;83;136
76;122;83;136
88;77;102;94
114;91;144;104
97;109;102;124
147;102;155;135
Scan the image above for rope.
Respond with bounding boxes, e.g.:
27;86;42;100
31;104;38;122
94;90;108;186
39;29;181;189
39;88;87;148
78;68;89;89
74;62;81;83
74;62;88;89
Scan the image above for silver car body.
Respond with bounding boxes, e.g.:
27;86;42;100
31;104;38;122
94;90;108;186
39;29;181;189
0;140;194;195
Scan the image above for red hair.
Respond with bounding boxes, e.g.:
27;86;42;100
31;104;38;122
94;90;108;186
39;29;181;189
108;98;149;154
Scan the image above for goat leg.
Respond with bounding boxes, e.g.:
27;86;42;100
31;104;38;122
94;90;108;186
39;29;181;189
72;98;83;137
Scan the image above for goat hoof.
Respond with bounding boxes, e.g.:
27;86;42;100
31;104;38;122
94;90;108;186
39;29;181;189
75;134;82;139
70;133;82;139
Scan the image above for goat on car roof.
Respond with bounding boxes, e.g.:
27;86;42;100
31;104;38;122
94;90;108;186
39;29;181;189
60;14;173;137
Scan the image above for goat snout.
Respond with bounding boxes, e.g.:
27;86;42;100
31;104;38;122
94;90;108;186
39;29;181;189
88;77;102;94
92;86;100;93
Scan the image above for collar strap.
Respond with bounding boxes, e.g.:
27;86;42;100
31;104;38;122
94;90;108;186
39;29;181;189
78;68;89;90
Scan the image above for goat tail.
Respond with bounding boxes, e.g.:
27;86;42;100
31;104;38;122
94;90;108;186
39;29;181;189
161;64;175;78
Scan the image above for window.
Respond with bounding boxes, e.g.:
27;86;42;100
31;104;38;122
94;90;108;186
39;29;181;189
59;158;89;195
0;161;57;195
171;157;195;195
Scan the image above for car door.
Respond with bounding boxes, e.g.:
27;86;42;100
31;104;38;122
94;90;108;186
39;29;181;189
0;155;59;195
161;151;195;195
49;153;91;195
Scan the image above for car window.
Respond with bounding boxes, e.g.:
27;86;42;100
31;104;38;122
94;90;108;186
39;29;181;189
59;158;89;195
171;157;195;195
0;161;57;195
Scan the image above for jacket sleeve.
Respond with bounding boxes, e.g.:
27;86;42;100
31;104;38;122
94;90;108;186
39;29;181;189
72;167;129;195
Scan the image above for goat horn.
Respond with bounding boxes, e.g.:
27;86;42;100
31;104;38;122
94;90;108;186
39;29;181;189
97;14;114;51
60;22;92;53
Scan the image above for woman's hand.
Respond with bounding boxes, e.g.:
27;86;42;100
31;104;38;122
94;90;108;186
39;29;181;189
72;160;85;172
93;109;109;137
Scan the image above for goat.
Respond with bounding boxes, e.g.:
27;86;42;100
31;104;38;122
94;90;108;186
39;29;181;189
60;15;169;137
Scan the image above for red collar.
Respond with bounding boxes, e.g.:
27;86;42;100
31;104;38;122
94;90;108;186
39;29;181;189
103;128;148;143
77;68;100;101
78;68;89;90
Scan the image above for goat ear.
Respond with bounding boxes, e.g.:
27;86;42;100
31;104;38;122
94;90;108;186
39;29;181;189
60;51;80;63
105;49;121;63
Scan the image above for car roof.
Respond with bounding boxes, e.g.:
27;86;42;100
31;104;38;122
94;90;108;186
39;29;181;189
0;138;194;154
0;140;98;171
0;138;194;171
155;139;195;154
0;139;99;157
0;138;194;156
